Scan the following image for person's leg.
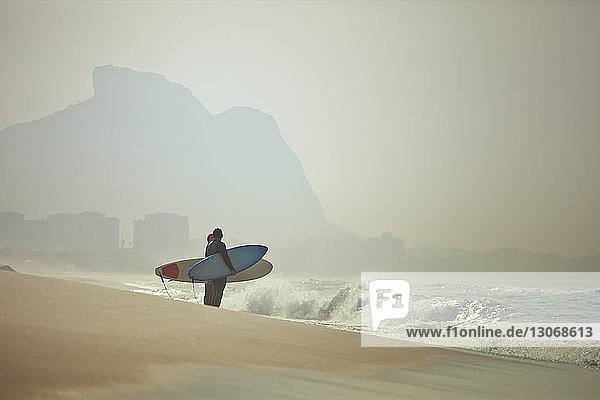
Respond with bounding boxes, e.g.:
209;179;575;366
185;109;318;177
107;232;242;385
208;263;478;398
204;281;213;306
212;277;227;307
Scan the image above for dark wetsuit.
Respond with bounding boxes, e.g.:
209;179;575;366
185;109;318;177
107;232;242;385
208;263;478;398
203;239;235;307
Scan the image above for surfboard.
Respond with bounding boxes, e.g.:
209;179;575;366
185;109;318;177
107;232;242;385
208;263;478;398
155;255;272;283
188;244;268;281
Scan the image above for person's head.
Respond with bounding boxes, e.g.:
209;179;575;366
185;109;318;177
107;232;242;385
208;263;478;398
206;233;214;243
212;228;223;240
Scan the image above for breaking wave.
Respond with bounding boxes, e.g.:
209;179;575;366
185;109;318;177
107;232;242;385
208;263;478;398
123;275;600;368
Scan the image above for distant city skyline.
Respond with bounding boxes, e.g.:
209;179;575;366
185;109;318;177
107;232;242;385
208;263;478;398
2;208;596;275
0;211;119;254
1;2;598;257
0;210;409;273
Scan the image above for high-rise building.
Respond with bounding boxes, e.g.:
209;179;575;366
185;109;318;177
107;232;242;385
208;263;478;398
74;212;119;254
134;212;189;254
46;213;76;252
0;212;25;249
0;211;119;254
23;219;47;252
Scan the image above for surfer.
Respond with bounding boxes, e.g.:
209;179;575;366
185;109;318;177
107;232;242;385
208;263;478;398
203;233;215;306
204;228;237;307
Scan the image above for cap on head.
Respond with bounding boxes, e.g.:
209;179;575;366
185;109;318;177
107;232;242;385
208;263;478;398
213;228;223;238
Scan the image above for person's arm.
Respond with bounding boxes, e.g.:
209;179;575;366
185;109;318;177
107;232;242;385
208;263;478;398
218;242;237;275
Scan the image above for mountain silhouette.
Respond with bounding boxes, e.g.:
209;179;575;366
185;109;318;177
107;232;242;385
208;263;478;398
0;65;351;243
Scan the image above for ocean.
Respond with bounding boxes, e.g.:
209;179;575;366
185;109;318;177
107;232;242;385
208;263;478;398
121;271;600;368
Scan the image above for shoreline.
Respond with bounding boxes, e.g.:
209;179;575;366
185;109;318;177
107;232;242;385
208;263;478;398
16;266;600;370
2;270;599;399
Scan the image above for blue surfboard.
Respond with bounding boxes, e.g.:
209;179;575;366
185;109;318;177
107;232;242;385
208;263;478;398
188;244;268;281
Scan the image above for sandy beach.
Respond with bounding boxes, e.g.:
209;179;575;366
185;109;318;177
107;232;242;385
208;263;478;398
1;270;599;400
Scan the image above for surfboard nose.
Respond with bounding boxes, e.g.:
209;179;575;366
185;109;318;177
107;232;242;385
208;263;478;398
161;263;179;279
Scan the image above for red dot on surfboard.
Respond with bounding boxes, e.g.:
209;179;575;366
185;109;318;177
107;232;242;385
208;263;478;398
162;263;179;279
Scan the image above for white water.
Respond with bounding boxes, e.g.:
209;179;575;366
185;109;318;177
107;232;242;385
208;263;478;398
122;273;600;368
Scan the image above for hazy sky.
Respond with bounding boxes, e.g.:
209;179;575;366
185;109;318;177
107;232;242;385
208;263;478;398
1;1;599;257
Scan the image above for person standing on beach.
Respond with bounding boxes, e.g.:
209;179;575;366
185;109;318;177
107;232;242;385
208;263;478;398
204;228;237;307
203;232;215;306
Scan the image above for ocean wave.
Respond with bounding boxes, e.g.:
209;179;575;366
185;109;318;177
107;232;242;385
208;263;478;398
229;279;361;322
125;276;599;368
